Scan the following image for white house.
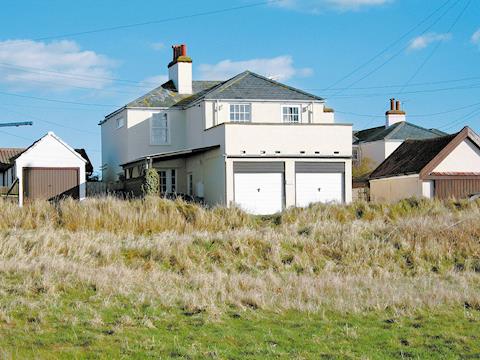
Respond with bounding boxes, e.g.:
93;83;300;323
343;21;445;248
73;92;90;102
100;44;352;214
369;127;480;202
353;98;446;167
0;132;88;205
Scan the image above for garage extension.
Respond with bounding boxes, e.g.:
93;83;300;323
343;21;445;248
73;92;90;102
0;132;91;205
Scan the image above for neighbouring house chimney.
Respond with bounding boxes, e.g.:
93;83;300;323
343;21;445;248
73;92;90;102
168;44;192;94
385;97;406;127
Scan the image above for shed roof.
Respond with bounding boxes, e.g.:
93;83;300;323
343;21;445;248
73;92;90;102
0;143;92;174
369;127;480;180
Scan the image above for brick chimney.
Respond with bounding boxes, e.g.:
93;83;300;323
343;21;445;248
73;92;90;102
168;44;192;94
385;98;406;127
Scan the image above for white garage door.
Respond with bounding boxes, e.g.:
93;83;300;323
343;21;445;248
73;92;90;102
233;162;284;215
295;162;345;207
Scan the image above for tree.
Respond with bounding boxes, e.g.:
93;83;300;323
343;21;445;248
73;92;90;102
352;157;375;179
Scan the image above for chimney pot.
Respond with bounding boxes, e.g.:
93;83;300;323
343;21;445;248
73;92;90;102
390;98;395;111
396;100;401;111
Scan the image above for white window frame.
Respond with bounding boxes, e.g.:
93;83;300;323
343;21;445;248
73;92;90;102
116;117;125;129
229;103;252;122
281;105;301;123
150;112;170;145
158;169;176;194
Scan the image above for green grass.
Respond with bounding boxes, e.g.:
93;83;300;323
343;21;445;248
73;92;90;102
1;283;479;359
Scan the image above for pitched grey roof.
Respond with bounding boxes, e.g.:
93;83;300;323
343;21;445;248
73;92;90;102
127;80;221;108
353;122;447;144
191;71;324;103
125;71;324;110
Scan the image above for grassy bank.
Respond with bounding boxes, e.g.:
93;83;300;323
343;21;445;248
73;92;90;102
0;197;479;358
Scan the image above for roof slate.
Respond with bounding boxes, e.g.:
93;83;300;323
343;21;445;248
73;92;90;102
369;133;458;179
125;71;324;110
354;122;447;143
127;80;221;108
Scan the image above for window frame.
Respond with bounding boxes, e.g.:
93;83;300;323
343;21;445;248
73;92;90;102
229;103;252;123
150;112;170;145
281;105;302;123
116;117;125;129
187;173;193;196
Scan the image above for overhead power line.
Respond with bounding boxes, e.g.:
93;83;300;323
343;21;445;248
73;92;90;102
0;105;99;135
335;101;480;119
323;0;454;91
329;0;461;100
0;90;119;108
397;0;472;93
0;0;277;45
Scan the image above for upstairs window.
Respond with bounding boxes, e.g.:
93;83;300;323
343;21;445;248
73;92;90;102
151;113;169;145
230;104;251;122
282;105;301;123
116;117;125;129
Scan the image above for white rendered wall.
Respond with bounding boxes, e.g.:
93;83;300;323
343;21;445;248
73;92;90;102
168;62;192;94
15;134;86;205
225;157;351;209
370;175;422;202
433;139;480;173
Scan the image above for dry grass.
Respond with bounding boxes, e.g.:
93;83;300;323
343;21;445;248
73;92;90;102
0;196;479;315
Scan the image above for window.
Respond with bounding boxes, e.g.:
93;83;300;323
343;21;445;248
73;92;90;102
187;173;193;196
282;105;301;123
352;148;360;161
116;117;125;129
158;170;167;193
151;113;169;145
171;169;176;193
230;104;251;122
158;169;176;194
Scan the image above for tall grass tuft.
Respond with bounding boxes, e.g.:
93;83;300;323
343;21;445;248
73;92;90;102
0;197;479;314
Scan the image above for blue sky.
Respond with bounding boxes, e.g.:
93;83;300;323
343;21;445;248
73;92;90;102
0;0;479;173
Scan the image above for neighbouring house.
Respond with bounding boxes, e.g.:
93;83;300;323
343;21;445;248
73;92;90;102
0;132;91;205
353;98;446;168
100;44;352;214
369;126;480;202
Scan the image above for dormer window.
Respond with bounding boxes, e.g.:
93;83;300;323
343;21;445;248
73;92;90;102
282;105;301;123
151;112;169;145
230;104;251;122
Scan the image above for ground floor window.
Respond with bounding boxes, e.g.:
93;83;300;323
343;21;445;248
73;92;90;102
157;169;176;194
187;173;193;196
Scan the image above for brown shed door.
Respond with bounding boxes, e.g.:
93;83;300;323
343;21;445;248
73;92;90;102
435;179;480;199
23;167;79;203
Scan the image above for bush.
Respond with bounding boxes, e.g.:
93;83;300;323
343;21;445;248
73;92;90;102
142;168;159;196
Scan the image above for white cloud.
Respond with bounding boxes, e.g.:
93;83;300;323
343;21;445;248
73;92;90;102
150;42;165;51
197;56;313;81
271;0;392;12
407;33;452;51
471;29;480;46
0;39;115;91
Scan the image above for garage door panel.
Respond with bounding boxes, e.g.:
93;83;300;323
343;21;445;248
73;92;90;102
234;173;283;215
296;173;343;207
23;167;79;203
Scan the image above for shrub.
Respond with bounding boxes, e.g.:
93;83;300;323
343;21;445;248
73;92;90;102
142;168;160;196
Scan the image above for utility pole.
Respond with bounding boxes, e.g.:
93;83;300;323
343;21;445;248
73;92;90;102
0;121;33;128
